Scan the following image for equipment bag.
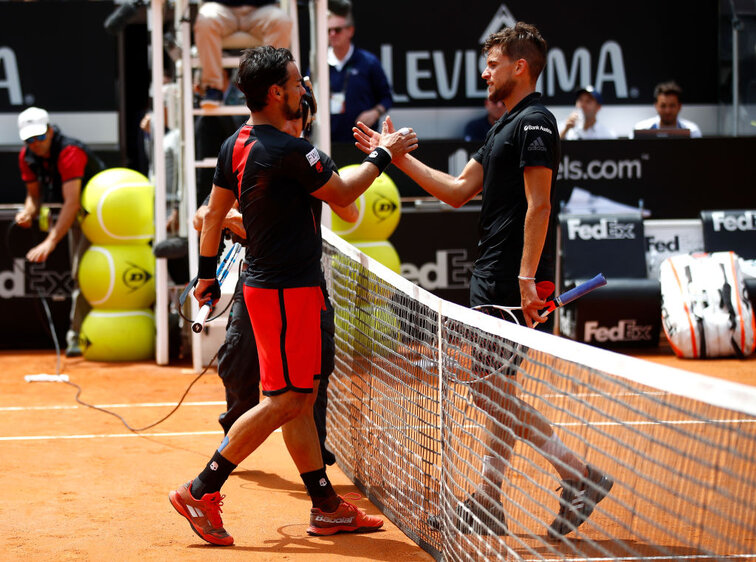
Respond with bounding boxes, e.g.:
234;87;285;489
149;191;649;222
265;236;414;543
660;251;755;358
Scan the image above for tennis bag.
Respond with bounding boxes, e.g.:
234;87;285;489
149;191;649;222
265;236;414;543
660;252;755;358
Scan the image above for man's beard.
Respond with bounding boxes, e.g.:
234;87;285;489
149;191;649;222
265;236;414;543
284;92;303;120
489;77;515;104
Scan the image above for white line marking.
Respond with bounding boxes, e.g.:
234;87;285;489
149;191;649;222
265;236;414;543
0;429;283;442
522;554;756;562
0;401;225;412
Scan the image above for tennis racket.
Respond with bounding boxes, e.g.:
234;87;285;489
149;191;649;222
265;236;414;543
472;274;607;322
191;242;243;333
451;274;607;384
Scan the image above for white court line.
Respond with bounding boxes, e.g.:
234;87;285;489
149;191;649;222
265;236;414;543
555;418;756;427
520;554;756;562
0;401;225;412
0;428;282;442
0;430;224;442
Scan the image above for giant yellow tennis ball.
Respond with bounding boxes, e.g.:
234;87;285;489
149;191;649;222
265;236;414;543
331;166;400;241
80;168;154;245
79;309;155;362
78;245;155;309
332;241;400;355
353;240;402;274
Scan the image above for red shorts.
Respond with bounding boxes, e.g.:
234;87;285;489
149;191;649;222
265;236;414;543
243;285;324;396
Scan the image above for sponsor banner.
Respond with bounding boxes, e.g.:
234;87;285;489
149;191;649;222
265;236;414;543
701;210;756;260
0;210;73;299
644;219;704;280
390;206;479;306
559;279;661;348
333;137;756;220
352;0;718;107
0;2;117;113
560;214;647;279
0;209;72;348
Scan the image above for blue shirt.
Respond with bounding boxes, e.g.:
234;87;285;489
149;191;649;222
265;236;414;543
329;47;393;142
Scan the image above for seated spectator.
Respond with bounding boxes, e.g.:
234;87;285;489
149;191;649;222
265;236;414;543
560;85;616;140
463;99;506;142
633;81;701;138
194;1;292;109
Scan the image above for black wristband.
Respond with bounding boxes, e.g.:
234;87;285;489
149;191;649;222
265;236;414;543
363;146;392;175
198;255;217;279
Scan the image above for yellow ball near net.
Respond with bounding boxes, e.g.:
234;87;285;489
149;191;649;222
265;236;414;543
331;166;401;241
80;168;154;245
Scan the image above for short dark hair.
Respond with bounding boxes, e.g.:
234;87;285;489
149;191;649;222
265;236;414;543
483;22;547;81
654;81;683;102
328;0;352;19
236;46;294;112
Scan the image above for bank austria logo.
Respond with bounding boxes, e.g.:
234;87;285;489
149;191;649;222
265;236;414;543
710;210;756;232
584;319;654;343
566;217;635;241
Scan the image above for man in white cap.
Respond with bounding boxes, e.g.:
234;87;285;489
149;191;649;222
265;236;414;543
16;107;103;356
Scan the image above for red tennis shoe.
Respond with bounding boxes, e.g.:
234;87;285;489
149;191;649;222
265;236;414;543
169;480;234;546
307;497;384;536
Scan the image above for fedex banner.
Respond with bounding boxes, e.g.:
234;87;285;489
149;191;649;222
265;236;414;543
332;137;756;220
352;1;718;107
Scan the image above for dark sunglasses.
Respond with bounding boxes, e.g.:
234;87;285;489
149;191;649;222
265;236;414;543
25;132;47;144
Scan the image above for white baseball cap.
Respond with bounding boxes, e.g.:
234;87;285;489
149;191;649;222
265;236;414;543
18;107;50;142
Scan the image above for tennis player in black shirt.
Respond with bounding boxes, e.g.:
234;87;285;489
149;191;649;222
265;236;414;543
169;46;417;546
354;23;612;540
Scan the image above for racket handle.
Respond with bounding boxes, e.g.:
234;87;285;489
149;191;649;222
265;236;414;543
192;304;212;333
554;273;607;307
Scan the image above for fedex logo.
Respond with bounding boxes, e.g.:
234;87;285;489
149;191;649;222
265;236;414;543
711;211;756;232
566;218;635;241
584;319;653;342
645;235;679;253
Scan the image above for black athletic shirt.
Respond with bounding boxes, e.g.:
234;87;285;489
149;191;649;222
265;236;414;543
214;124;333;288
471;92;560;283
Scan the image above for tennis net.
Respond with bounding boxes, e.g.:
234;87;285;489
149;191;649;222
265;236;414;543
321;228;756;561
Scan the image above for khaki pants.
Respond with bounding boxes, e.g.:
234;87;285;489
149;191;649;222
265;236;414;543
194;3;292;90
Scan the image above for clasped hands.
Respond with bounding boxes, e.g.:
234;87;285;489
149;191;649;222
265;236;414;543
353;116;418;161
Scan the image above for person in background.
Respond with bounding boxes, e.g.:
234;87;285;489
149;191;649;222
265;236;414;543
194;0;292;109
633;81;702;138
560;85;616;140
15;107;103;357
463;98;506;142
327;0;393;142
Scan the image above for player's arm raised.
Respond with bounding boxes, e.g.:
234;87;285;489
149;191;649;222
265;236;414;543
312;122;417;208
353;116;482;208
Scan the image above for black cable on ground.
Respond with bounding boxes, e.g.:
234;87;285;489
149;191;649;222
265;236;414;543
37;284;220;433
